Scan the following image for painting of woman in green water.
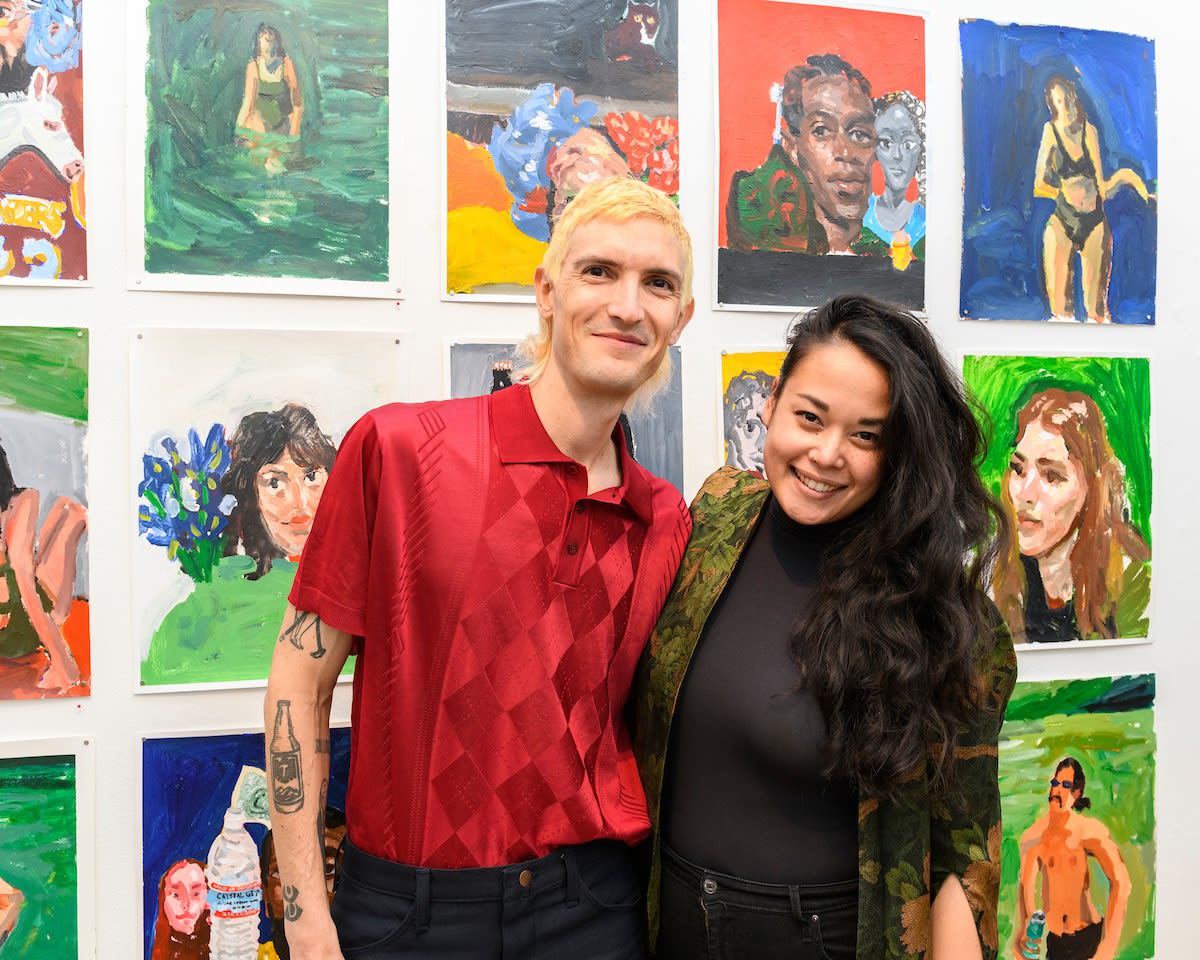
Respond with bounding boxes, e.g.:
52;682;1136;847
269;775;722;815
141;0;389;288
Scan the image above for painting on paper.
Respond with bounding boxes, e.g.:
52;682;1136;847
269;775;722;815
446;0;679;297
141;0;389;288
142;728;351;960
0;0;86;282
960;20;1156;324
0;327;88;699
0;742;88;959
132;328;403;689
1000;675;1155;959
449;340;684;494
964;354;1150;645
717;0;925;310
720;350;784;475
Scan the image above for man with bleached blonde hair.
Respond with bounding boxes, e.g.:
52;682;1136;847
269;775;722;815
265;175;695;959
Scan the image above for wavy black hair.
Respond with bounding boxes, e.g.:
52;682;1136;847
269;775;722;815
779;294;1008;799
221;403;335;581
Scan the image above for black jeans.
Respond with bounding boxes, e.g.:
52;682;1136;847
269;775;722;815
657;843;857;960
330;837;647;959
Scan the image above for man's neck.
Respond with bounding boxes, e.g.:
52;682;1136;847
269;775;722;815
815;211;863;254
529;373;625;493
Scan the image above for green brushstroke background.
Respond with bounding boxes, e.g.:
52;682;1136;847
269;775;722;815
0;755;78;959
999;675;1155;959
964;355;1151;538
0;328;88;421
144;0;388;281
140;556;353;685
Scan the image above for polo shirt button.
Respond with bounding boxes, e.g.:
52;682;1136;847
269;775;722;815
566;543;578;555
519;869;533;887
575;502;586;513
702;878;718;895
566;464;578;476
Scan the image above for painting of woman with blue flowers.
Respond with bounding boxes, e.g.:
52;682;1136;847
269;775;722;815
132;328;402;690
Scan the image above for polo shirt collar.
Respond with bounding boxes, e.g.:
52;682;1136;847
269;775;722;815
490;383;656;525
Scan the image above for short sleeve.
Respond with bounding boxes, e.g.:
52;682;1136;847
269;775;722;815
288;410;381;637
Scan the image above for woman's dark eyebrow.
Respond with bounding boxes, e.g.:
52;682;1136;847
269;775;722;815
795;392;884;426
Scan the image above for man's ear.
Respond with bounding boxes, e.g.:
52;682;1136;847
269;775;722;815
669;297;696;345
534;265;554;321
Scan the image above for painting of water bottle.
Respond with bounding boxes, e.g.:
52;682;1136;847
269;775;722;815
0;326;89;700
448;341;685;495
131;328;405;690
0;0;86;283
444;0;679;298
999;674;1156;960
0;737;94;960
142;727;351;960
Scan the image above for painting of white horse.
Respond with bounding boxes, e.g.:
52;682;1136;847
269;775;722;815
0;0;85;282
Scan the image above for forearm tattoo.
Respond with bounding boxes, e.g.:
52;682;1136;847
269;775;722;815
283;884;304;921
269;699;305;813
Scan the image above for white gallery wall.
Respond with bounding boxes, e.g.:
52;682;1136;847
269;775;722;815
0;1;1193;956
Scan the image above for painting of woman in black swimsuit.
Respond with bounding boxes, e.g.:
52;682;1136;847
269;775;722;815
960;21;1157;324
1033;74;1152;322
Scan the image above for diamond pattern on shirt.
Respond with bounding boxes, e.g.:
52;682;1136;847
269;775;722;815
423;459;648;866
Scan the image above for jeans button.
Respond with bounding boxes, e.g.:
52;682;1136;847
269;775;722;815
519;869;533;887
702;878;718;895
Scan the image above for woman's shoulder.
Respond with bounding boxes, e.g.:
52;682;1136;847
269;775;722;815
690;466;768;509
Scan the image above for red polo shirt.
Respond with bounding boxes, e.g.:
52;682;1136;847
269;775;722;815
290;384;690;868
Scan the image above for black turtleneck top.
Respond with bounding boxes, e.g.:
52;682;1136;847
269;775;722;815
661;496;858;884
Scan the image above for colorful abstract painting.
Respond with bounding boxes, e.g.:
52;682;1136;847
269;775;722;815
448;340;684;494
1000;675;1155;959
445;0;679;297
964;354;1151;646
132;328;403;689
0;0;86;282
141;728;351;960
717;0;925;310
0;742;87;959
0;327;88;699
960;20;1157;324
140;0;389;289
720;350;784;475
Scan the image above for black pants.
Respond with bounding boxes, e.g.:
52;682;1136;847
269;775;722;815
657;843;857;960
1046;919;1104;960
330;837;647;958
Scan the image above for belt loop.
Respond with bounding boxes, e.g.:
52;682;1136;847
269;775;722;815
413;868;431;934
789;886;805;926
563;847;580;908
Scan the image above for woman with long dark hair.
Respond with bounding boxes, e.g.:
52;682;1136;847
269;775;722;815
636;294;1016;959
0;437;86;693
221;403;336;581
992;388;1149;643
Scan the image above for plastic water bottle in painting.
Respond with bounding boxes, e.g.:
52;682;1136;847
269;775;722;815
206;805;263;959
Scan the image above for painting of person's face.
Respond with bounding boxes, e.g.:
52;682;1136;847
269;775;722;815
0;0;32;63
874;102;920;194
163;862;208;935
786;74;876;222
256;448;329;558
1049;83;1079;125
726;390;768;473
1048;768;1079;810
1007;423;1086;558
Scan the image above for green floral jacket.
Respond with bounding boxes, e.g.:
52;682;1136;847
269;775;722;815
633;468;1017;959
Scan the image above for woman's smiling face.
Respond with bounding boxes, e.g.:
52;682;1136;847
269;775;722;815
761;341;889;526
